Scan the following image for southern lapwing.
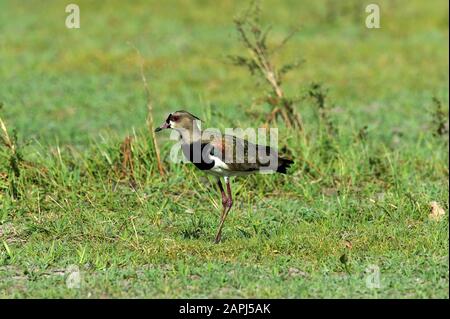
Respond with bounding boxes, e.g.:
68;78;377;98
155;110;293;243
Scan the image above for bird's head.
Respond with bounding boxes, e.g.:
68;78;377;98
155;110;202;133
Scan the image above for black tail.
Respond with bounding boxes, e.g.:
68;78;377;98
276;157;294;174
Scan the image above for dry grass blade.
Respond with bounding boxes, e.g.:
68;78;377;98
130;44;165;177
119;136;135;182
0;116;15;154
270;27;300;55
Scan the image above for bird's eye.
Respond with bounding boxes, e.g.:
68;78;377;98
171;115;180;122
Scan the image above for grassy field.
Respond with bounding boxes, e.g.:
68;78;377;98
0;0;448;298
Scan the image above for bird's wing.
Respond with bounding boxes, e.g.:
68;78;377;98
208;134;279;172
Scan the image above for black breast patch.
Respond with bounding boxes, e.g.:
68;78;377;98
182;142;216;171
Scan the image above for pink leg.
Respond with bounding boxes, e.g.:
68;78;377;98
215;177;233;243
217;178;227;210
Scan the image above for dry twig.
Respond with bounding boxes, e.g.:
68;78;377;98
230;1;304;130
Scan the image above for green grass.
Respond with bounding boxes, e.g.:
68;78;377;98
0;0;448;298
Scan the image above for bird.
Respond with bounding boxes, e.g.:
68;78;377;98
155;110;293;243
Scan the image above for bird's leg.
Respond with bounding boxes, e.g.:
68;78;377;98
217;178;227;218
225;177;233;213
215;177;233;243
214;178;227;243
